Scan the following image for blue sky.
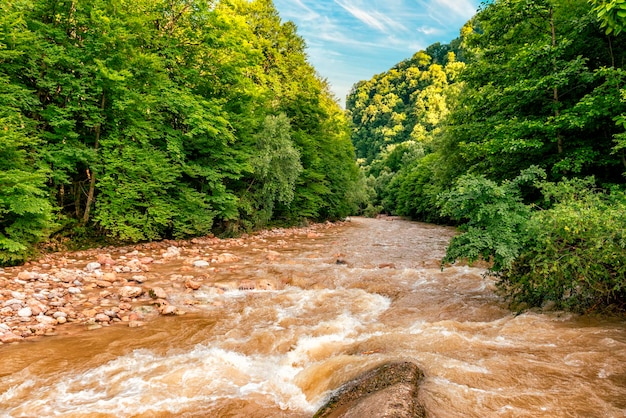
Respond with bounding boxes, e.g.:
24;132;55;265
273;0;481;106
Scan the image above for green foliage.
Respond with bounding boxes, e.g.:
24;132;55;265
0;0;362;258
499;179;626;312
439;167;545;271
590;0;626;34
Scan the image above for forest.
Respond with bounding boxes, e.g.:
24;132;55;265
0;0;365;264
348;0;626;313
2;0;626;314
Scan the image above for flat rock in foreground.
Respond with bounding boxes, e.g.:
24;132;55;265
313;361;426;418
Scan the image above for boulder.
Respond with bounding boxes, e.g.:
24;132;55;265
119;286;143;299
313;362;425;418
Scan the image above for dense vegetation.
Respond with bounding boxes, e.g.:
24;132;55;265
348;0;626;313
0;0;364;265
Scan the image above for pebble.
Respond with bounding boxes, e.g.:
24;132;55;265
193;260;210;268
85;262;102;272
17;307;32;318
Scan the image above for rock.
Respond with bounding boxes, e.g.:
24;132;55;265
0;331;23;344
68;287;82;295
128;320;145;328
102;272;117;282
163;246;181;258
158;305;177;315
131;275;146;283
212;253;240;263
313;362;425;418
139;257;154;264
56;316;67;324
3;299;24;308
265;251;280;261
36;314;57;325
85;262;102;272
17;307;33;318
53;312;68;319
150;287;168;299
97;254;116;266
184;279;202;290
96;280;113;288
193;260;210;268
118;286;143;299
95;313;111;323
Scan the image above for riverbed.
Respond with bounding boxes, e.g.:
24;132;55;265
1;217;625;417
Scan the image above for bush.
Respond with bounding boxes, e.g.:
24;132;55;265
440;171;626;313
498;179;626;312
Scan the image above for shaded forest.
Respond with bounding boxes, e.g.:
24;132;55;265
347;0;626;313
0;0;365;265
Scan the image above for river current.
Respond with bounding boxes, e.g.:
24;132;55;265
1;217;625;417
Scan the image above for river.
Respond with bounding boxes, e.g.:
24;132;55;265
1;217;625;417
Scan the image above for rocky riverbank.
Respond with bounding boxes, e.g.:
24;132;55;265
0;222;339;345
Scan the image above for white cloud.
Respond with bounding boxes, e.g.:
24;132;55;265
333;0;407;34
432;0;477;19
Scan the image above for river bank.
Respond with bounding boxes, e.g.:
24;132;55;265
0;221;342;345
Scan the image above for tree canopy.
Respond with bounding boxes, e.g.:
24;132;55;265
348;0;626;313
0;0;363;264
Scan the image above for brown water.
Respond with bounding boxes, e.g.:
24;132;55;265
1;217;625;417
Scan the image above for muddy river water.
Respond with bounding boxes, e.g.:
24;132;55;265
1;217;625;417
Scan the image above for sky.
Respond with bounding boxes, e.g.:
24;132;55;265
272;0;482;106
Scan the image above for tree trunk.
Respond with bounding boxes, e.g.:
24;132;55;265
82;93;105;224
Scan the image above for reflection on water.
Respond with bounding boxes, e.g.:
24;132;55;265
1;218;625;417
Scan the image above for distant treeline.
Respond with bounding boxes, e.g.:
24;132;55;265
348;0;626;313
0;0;365;265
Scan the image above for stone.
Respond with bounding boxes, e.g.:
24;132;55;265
184;279;202;290
17;307;33;317
68;287;82;295
0;331;23;344
3;299;24;308
212;253;240;263
150;287;168;299
56;316;67;324
313;362;425;418
192;260;210;268
163;246;181;258
119;286;143;299
95;313;111;323
159;305;178;315
85;262;102;272
128;320;145;328
35;315;57;325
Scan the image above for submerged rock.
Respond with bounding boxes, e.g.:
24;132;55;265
313;362;425;418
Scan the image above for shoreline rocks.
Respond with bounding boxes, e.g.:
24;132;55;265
0;220;345;345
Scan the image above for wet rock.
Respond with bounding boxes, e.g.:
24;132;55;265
0;331;23;344
162;246;181;258
119;286;143;299
265;251;280;261
184;279;202;290
313;362;425;418
96;280;113;288
150;287;168;299
56;316;67;324
131;275;146;283
35;314;57;325
128;320;145;328
192;260;210;268
95;313;111;323
85;262;102;272
139;257;154;264
158;304;178;315
97;254;116;266
212;253;240;263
